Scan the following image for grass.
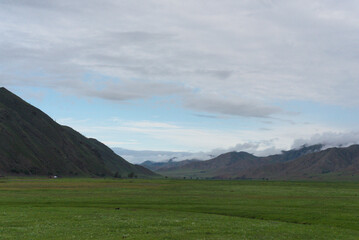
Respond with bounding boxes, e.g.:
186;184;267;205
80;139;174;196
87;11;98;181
0;178;359;239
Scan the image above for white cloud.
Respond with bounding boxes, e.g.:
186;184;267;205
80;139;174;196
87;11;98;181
292;131;359;149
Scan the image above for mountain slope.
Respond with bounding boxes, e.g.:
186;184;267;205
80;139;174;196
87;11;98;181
0;87;157;177
239;145;359;180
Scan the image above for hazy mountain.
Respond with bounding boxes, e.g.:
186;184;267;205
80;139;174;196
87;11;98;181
157;144;324;178
141;159;201;171
0;87;156;177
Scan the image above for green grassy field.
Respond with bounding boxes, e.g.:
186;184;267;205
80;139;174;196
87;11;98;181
0;178;359;239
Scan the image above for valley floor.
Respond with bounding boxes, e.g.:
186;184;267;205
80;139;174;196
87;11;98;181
0;178;359;239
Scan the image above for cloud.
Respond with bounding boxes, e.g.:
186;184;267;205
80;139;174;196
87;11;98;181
2;0;359;118
292;131;359;149
184;93;281;117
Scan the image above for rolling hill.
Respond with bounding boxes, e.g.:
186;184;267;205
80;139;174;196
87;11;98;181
0;87;156;177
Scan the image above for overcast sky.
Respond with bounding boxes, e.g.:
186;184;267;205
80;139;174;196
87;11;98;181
1;0;359;160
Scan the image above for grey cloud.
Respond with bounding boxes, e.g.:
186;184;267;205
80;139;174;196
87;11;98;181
2;0;359;116
184;93;281;117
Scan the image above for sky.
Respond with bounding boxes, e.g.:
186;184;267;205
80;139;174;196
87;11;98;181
1;0;359;161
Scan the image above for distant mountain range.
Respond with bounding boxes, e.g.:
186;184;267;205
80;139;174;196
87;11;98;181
112;147;214;164
0;87;156;177
141;159;201;171
148;144;359;180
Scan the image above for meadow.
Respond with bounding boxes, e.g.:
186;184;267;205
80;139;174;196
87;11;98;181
0;178;359;239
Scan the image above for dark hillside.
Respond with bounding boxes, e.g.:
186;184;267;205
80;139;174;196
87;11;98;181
0;87;157;177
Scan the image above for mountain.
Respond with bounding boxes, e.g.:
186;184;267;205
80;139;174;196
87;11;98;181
157;144;323;178
0;87;157;177
237;145;359;180
141;159;201;171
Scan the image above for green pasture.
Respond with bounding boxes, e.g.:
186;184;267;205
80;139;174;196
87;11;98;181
0;178;359;239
